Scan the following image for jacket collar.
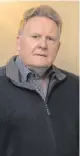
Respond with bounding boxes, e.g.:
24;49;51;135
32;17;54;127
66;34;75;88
6;55;67;84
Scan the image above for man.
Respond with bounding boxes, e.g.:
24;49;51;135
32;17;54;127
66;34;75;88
0;5;79;156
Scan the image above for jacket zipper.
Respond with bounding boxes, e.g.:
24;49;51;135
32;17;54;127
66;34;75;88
44;79;58;116
44;100;51;115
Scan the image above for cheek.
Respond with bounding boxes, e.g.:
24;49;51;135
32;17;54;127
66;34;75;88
26;38;40;51
48;45;59;62
20;39;31;54
49;45;58;56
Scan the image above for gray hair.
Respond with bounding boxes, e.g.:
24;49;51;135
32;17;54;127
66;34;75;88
18;5;62;37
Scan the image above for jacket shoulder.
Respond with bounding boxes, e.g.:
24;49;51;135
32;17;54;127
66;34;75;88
59;68;79;81
0;66;6;76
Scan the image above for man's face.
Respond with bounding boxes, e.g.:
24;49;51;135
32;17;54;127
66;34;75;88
17;16;60;67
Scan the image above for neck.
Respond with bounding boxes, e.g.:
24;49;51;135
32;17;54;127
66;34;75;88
27;65;50;77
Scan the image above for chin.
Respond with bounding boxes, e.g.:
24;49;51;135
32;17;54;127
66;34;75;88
31;62;51;67
26;59;52;67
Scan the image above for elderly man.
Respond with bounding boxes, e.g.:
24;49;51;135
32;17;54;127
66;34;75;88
0;5;79;156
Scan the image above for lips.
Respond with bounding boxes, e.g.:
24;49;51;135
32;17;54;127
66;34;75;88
34;54;47;57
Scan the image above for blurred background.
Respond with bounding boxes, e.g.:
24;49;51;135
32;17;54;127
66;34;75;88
0;1;79;75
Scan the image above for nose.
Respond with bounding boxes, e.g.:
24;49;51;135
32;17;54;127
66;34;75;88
39;37;48;50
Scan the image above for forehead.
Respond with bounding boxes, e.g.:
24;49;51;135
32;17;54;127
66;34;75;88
23;16;59;35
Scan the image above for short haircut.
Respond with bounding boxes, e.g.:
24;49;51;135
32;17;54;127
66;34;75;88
18;5;62;37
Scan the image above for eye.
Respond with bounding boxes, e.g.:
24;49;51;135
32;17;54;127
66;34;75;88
48;37;53;41
47;37;54;41
32;35;41;39
47;36;57;43
32;35;38;38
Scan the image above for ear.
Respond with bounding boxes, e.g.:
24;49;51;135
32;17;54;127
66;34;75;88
16;35;21;51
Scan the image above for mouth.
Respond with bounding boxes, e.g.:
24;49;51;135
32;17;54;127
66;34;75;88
34;54;47;57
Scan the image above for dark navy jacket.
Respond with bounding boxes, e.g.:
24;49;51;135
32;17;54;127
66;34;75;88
0;63;79;156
